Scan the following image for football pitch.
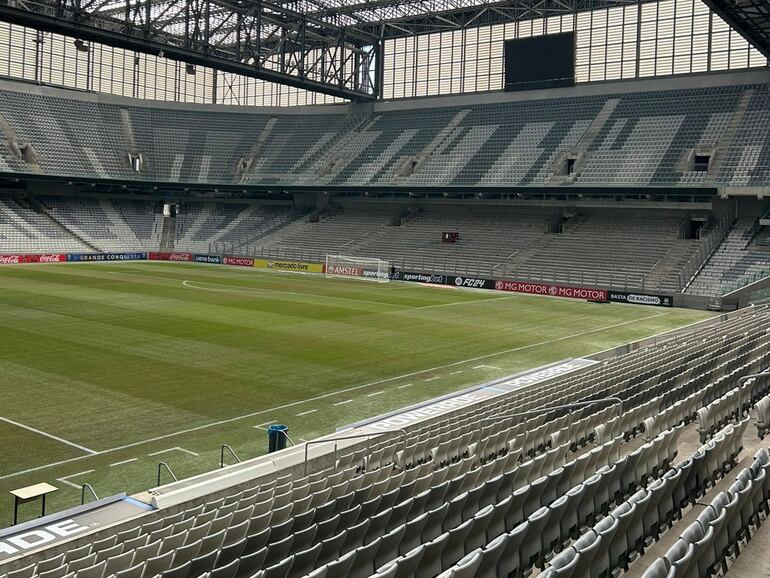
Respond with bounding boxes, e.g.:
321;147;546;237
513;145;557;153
0;262;712;525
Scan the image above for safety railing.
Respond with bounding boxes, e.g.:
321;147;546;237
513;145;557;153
80;483;99;505
156;462;178;486
220;444;242;469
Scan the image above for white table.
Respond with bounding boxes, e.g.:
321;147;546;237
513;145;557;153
10;483;58;525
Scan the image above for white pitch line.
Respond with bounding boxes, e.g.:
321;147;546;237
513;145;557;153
109;458;138;467
148;447;199;457
255;421;274;428
0;310;669;481
296;409;318;417
333;399;353;406
0;416;98;455
425;376;441;382
397;383;413;389
367;391;385;397
450;370;463;375
56;470;95;489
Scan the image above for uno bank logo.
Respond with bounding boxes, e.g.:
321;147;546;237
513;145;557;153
0;519;89;556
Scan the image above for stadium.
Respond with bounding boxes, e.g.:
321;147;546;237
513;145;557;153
0;0;769;574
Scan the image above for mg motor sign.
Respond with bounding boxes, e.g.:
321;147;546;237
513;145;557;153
451;276;494;289
609;291;673;307
326;265;363;277
223;256;255;267
494;280;608;302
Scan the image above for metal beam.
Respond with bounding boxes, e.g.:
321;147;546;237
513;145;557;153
0;0;378;100
699;0;770;60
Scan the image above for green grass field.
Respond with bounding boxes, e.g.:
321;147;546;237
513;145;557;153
0;262;712;525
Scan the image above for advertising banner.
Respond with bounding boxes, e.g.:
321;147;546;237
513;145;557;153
447;275;496;290
0;254;67;264
254;259;324;273
148;252;193;262
608;291;673;307
194;254;223;264
224;256;255;267
68;253;147;262
395;271;447;285
326;265;363;277
494;280;608;302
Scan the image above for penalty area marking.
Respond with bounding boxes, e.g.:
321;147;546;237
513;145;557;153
397;383;413;389
333;400;353;406
0;416;98;455
56;470;95;490
110;458;138;467
367;391;385;397
0;310;670;481
296;409;318;417
148;447;199;457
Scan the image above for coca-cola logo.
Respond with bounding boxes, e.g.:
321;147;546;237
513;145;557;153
0;255;21;264
39;254;65;263
169;253;192;261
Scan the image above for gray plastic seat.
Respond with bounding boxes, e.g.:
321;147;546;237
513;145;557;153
74;561;106;578
236;547;267;578
473;533;507;578
141;551;174;578
416;532;449;578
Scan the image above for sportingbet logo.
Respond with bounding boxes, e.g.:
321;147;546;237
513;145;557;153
0;519;89;556
0;255;21;264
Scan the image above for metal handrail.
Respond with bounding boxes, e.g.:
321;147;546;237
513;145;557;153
220;444;242;469
157;462;178;486
80;483;99;505
303;429;408;475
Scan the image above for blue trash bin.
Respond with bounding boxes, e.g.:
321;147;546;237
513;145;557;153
267;424;289;453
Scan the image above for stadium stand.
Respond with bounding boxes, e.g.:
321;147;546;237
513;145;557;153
0;196;723;293
687;217;770;296
1;304;768;578
0;76;768;188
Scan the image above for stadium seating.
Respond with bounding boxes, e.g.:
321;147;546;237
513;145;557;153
687;217;770;296
1;304;768;578
0;80;768;188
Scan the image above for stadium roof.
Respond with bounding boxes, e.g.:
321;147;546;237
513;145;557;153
0;0;766;100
